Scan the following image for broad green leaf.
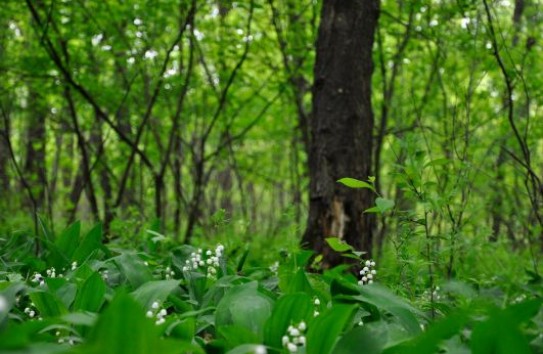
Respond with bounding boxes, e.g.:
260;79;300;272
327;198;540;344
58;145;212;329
306;304;357;354
383;311;469;354
336;282;423;335
7;342;68;354
287;268;313;294
29;291;67;317
278;250;314;293
227;344;269;354
337;178;375;192
46;278;77;310
332;325;383;354
166;318;195;341
75;292;203;354
326;237;354;253
72;223;103;264
264;293;313;348
366;198;395;213
73;272;106;312
55;221;81;261
470;299;542;354
131;280;180;309
329;276;363;298
0;282;25;323
215;282;274;341
113;253;153;289
37;215;53;242
375;198;395;213
62;312;98;327
364;206;381;213
219;325;260;349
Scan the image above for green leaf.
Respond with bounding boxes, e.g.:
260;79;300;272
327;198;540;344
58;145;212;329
264;293;313;348
332;325;383;354
226;344;269;354
46;278;77;309
0;282;26;323
166;318;195;341
470;299;542;354
375;198;395;213
306;304;357;354
114;253;153;289
55;221;81;261
61;312;98;327
75;292;203;354
326;237;354;253
72;223;103;264
278;250;314;293
73;272;106;312
383;311;469;354
364;206;381;213
219;325;260;349
330;277;363;298
347;284;423;335
131;280;180;309
287;268;313;294
215;282;274;342
337;178;375;192
424;158;449;168
37;215;53;242
29;291;67;317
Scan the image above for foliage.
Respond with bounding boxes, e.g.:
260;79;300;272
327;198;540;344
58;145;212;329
0;223;542;353
1;0;543;352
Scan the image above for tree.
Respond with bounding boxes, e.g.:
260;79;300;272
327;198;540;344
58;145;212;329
302;0;380;268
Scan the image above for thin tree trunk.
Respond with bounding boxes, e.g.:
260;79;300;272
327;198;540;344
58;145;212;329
0;115;9;200
25;89;47;214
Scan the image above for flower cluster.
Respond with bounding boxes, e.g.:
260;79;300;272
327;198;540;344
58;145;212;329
56;331;77;345
164;266;175;279
358;260;376;286
432;286;441;301
182;244;224;279
282;321;306;353
46;267;58;278
31;272;45;286
422;286;441;302
23;303;38;318
269;261;279;276
512;293;527;304
31;265;71;287
313;297;320;317
146;301;168;325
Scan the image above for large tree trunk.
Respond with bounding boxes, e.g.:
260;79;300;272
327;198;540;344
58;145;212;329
302;0;379;268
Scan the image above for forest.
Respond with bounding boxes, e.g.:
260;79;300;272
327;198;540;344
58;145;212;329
0;0;542;353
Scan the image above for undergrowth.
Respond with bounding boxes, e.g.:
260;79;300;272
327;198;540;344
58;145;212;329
0;215;542;354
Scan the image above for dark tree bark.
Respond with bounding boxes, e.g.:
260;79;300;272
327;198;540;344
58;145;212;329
64;86;100;224
0;23;8;200
0;116;9;198
25;90;47;213
302;0;380;268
